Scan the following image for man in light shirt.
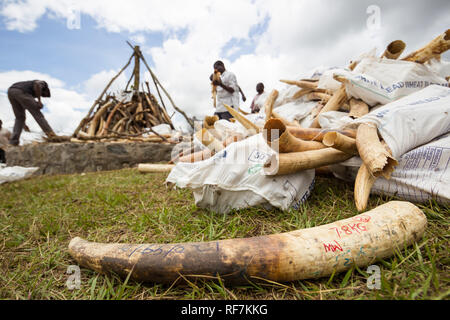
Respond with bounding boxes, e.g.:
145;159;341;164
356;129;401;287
211;61;243;121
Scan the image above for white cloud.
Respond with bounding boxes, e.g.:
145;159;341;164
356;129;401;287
1;0;449;130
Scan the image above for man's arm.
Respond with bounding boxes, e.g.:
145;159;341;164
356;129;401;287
33;81;44;108
239;86;246;102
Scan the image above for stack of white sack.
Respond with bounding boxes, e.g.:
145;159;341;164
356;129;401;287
329;85;450;204
0;164;39;185
166;133;315;214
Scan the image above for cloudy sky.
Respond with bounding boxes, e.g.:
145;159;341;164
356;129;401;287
0;0;449;133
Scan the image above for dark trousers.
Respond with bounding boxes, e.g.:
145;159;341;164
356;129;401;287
0;149;5;163
214;111;233;121
7;88;54;146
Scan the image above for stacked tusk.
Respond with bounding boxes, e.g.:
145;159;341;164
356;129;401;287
204;115;219;130
348;98;369;118
356;123;398;179
286;126;357;142
195;128;224;153
310;86;347;128
68;201;427;285
264;89;279;123
138;163;175;173
280;79;318;90
381;40;406;60
402;29;450;64
264;118;325;153
322;131;358;156
264;148;352;176
223;104;261;133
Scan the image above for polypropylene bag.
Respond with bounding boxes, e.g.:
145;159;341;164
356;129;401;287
0;164;39;185
336;57;449;106
273;101;317;123
330;132;450;205
166;134;315;213
353;85;450;159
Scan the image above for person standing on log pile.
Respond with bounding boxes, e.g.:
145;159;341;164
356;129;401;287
250;82;266;114
0;120;11;163
7;80;60;146
210;61;242;121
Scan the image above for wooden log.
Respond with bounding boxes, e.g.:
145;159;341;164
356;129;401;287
264;148;353;176
402;29;450;64
100;101;124;136
68;201;427;285
264;118;325;153
381;40;406;60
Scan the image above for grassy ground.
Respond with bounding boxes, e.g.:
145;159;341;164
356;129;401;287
0;168;448;300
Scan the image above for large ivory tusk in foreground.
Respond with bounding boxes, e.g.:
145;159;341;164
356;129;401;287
264;148;353;176
68;201;427;285
402;29;450;64
381;40;406;60
356;123;398;178
264;118;325;153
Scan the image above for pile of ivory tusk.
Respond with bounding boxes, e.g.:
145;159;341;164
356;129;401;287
171;29;450;213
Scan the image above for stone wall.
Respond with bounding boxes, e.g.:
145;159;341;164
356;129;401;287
6;141;174;176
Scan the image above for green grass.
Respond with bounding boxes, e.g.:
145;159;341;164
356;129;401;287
0;168;448;300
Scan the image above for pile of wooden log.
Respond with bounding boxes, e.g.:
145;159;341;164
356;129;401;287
72;43;194;143
75;85;173;140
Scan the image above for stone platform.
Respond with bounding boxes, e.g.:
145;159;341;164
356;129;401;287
5;141;175;176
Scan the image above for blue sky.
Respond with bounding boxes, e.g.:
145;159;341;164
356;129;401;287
0;0;449;134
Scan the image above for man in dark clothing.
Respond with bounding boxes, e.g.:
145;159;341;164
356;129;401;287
7;80;57;146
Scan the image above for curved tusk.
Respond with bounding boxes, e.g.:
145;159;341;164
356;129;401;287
349;98;369;119
178;149;212;163
402;29;450;64
381;40;406;60
264;148;353;176
204;115;219;130
68;201;427;285
138;164;175;173
223;104;261;134
264;90;279;123
280;79;318;90
264;118;325;153
322;131;359;156
354;163;377;212
356;123;398;178
285;126;357;142
310;86;347;128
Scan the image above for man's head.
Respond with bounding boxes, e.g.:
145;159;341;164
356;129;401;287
256;82;264;94
213;60;226;74
40;81;51;98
